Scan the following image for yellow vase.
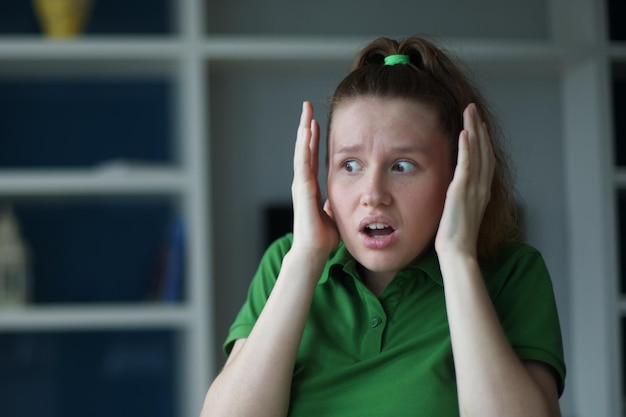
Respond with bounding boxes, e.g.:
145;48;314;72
33;0;93;38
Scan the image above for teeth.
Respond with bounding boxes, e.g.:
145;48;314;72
367;223;389;230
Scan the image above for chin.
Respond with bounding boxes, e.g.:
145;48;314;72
356;247;431;273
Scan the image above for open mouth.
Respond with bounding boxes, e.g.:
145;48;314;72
363;222;395;238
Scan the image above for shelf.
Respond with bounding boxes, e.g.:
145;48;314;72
616;170;626;187
0;168;187;196
609;44;626;60
200;36;586;68
0;36;587;69
448;39;585;68
0;303;191;331
0;37;183;61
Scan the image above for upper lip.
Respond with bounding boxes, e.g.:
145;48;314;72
358;215;397;232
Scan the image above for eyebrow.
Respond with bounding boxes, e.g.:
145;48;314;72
332;144;362;155
332;142;430;155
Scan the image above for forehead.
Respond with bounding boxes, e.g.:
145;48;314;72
329;97;445;152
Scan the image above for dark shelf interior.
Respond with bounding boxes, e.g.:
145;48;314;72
6;197;183;304
0;330;178;417
612;63;626;167
0;78;173;169
608;0;626;41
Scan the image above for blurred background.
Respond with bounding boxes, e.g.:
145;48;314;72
0;0;622;416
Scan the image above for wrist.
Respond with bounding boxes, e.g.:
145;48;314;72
282;247;330;279
289;239;335;262
436;248;481;280
436;246;476;260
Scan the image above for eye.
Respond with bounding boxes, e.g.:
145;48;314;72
342;160;362;173
392;160;417;173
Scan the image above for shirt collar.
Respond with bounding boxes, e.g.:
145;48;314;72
320;243;443;286
403;248;443;286
320;243;357;285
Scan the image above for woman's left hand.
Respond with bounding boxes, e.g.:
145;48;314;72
435;103;496;259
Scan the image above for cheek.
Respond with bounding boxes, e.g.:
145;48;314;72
326;181;355;229
326;173;350;203
433;177;451;200
327;185;348;213
408;180;449;216
430;181;450;209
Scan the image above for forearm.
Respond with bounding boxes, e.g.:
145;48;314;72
201;249;326;417
439;251;558;417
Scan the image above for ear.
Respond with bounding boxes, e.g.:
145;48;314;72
323;199;335;221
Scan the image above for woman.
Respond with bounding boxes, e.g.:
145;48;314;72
201;35;565;417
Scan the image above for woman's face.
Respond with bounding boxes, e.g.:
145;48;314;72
327;97;454;282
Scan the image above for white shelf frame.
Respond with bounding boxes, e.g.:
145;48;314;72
0;36;588;66
0;37;184;60
0;304;191;331
0;169;188;196
616;169;626;187
0;2;213;417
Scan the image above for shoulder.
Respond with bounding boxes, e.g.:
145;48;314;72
495;241;542;261
485;243;566;394
266;232;294;255
484;242;546;275
482;242;553;296
257;233;294;269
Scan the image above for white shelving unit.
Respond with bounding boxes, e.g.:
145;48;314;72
559;1;626;417
1;0;623;416
0;2;213;417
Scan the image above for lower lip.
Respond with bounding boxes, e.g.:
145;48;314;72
360;230;396;249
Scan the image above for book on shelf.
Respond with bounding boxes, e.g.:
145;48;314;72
0;206;32;307
148;216;185;302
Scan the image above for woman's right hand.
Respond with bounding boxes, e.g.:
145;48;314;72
291;101;339;257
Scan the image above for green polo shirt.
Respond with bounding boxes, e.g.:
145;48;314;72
225;234;566;417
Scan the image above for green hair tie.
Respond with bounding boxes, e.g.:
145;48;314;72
384;54;410;66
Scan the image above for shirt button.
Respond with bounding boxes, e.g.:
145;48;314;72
370;317;382;328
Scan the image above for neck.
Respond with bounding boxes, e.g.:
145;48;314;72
358;265;395;297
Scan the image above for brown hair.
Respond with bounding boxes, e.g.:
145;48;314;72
327;35;520;262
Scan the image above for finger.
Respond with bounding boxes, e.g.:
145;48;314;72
299;100;313;128
310;117;320;181
465;105;495;211
462;104;481;182
479;121;496;189
464;104;495;190
451;129;470;190
294;101;313;179
469;104;494;193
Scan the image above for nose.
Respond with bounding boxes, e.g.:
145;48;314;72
360;169;392;207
